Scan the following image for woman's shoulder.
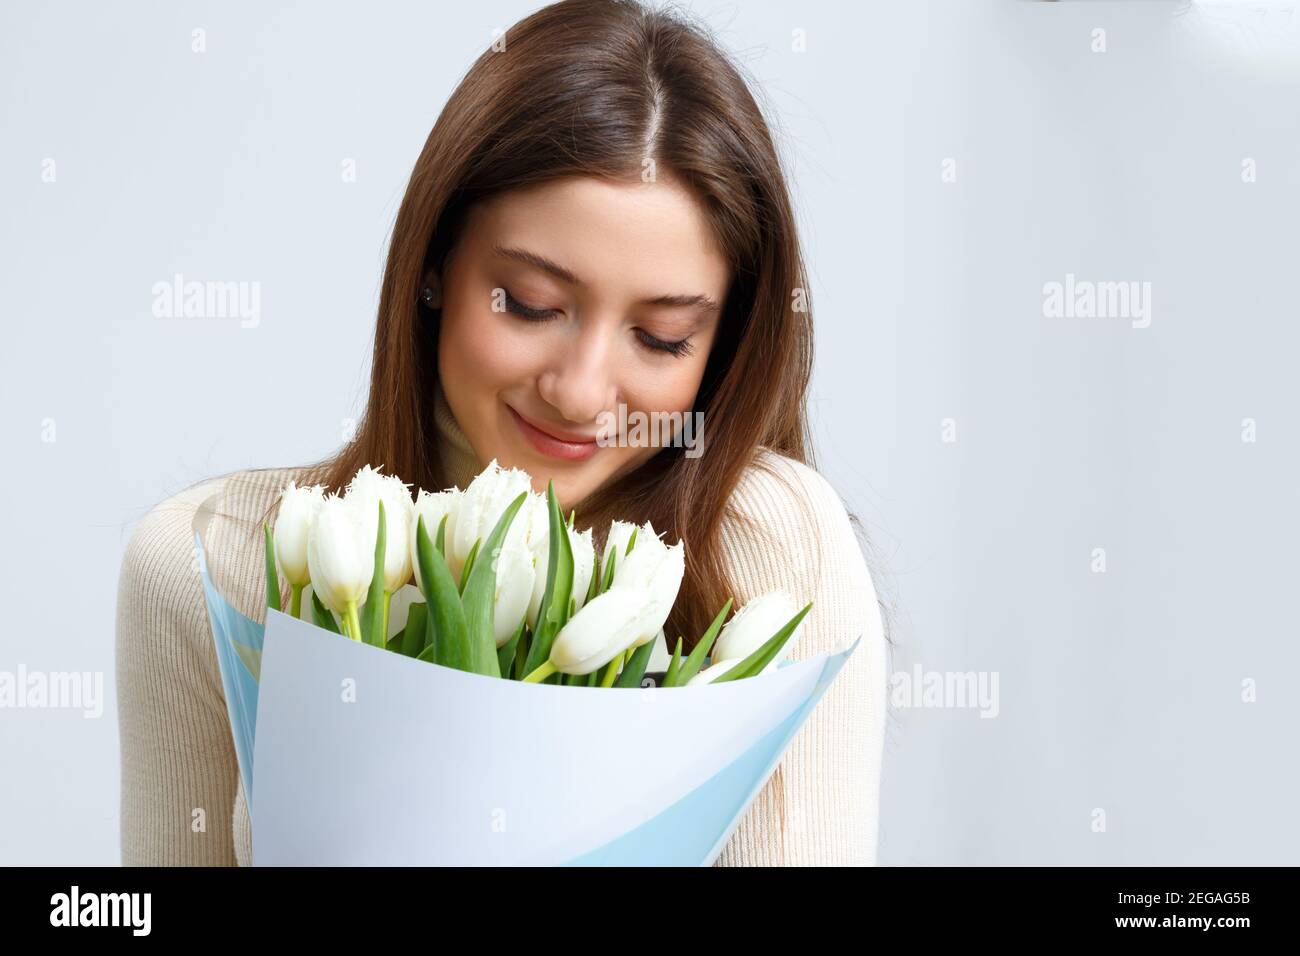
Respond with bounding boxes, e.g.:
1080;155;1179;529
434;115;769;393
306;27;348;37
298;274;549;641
726;447;850;531
122;465;313;566
119;465;315;621
720;447;880;655
118;474;229;615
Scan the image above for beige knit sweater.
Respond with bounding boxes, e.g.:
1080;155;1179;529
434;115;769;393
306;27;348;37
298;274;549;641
115;386;887;866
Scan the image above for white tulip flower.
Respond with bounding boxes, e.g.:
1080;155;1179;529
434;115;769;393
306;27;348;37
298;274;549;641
410;487;462;589
489;539;536;647
543;585;661;677
509;489;551;555
526;525;595;629
711;589;804;674
449;459;533;580
345;465;416;594
306;493;372;639
611;530;684;647
600;519;640;578
274;480;325;617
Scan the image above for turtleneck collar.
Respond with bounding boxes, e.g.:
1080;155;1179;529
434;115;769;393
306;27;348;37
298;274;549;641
432;378;483;491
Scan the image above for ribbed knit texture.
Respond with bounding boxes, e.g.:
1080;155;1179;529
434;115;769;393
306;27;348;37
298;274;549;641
116;384;886;866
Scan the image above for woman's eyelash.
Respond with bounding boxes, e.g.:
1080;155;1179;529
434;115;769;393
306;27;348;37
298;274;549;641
636;329;694;357
504;289;693;358
503;290;558;320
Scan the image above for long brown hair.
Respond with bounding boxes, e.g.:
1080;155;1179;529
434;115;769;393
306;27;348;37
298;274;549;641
267;0;826;648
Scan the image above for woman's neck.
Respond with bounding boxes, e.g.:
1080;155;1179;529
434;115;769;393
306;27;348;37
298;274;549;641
432;379;484;491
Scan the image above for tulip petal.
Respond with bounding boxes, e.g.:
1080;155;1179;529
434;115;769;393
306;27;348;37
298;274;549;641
549;585;656;675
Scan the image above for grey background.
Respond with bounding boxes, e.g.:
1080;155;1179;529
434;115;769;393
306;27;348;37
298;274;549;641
1;0;1295;865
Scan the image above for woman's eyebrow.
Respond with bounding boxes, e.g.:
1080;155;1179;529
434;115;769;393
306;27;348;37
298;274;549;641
493;244;583;286
492;243;721;316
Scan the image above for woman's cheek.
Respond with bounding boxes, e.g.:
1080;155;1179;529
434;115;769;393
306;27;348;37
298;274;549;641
445;306;533;387
632;365;704;423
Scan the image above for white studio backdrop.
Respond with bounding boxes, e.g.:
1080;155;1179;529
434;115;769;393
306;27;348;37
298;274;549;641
0;0;1295;865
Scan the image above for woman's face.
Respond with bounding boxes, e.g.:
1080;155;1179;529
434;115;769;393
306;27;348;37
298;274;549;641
427;175;730;508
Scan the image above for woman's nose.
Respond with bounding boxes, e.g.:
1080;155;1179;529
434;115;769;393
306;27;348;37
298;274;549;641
536;325;618;426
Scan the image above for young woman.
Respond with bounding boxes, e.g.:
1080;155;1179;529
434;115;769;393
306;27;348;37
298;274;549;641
116;0;887;866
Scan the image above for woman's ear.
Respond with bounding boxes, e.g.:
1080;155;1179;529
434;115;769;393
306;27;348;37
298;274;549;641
419;267;443;309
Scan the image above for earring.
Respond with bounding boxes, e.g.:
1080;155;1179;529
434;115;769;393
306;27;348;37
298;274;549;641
420;286;435;305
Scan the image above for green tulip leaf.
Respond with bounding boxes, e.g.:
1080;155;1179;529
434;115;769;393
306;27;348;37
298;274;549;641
512;628;530;680
616;639;655;688
521;481;573;679
460;492;528;678
584;554;601;604
263;523;281;613
599;549;617;594
385;626;404;653
359;499;387;648
310;591;340;634
416;514;469;673
399;602;428;657
497;618;526;679
712;604;812;684
669;599;732;687
459;539;481;595
664;636;684;687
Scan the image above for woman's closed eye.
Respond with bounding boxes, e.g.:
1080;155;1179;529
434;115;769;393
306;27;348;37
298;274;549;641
634;328;694;357
503;288;695;358
503;288;560;320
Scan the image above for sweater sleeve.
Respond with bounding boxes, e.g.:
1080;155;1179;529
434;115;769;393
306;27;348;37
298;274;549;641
712;450;887;866
115;477;240;865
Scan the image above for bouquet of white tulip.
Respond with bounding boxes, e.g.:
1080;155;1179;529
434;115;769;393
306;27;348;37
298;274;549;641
262;460;812;690
195;458;859;865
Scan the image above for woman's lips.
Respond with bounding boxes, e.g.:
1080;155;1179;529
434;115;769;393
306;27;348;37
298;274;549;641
507;405;599;462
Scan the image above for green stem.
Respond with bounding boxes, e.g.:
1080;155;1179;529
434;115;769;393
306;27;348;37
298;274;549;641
600;658;621;688
344;600;362;642
523;660;558;684
382;590;390;642
290;583;303;620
